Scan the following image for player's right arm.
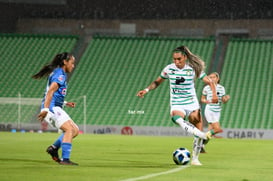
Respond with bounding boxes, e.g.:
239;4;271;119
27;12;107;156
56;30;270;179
201;94;210;104
38;82;59;121
136;76;165;98
202;76;218;103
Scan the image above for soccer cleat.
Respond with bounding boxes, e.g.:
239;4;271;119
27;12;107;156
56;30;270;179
191;159;202;166
203;131;212;145
46;145;61;163
59;159;79;166
206;131;212;139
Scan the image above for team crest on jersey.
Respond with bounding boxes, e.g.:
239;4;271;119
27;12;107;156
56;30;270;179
58;75;65;82
186;70;193;76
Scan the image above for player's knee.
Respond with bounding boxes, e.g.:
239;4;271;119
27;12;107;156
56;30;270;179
73;126;79;138
188;115;201;125
189;110;201;124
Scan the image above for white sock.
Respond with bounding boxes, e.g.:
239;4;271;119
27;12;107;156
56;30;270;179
172;116;207;139
192;137;203;161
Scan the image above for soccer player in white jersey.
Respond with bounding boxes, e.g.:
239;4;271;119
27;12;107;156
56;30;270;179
201;72;230;151
32;52;79;165
137;45;218;165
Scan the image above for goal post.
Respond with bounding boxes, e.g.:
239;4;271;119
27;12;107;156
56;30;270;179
0;93;87;133
0;93;41;130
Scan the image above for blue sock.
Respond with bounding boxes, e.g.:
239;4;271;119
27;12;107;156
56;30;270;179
62;142;72;160
52;133;64;149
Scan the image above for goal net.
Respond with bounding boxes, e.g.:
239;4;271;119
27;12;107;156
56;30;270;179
0;94;87;132
0;94;41;131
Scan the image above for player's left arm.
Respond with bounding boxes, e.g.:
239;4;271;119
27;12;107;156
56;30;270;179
64;101;76;108
222;94;230;103
202;76;218;103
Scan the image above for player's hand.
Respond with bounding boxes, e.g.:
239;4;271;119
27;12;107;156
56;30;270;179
66;102;76;108
137;90;148;98
222;95;230;103
38;111;48;122
211;95;219;103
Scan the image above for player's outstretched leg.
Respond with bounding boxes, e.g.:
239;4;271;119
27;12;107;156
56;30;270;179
172;115;208;140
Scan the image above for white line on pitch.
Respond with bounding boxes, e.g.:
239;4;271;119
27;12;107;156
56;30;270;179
120;166;189;181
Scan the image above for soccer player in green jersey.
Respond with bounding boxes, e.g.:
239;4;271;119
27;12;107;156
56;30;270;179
137;45;218;165
201;72;230;152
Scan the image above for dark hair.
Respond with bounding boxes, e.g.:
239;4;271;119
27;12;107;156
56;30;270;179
32;52;72;79
173;46;187;55
173;45;205;79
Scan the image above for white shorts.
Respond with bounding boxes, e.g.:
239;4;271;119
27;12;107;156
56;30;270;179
204;107;221;123
170;97;200;117
44;106;72;129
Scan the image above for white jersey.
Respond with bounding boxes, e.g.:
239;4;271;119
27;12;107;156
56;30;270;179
160;63;206;106
202;84;226;112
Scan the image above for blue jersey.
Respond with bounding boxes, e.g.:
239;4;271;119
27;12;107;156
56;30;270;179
41;68;67;112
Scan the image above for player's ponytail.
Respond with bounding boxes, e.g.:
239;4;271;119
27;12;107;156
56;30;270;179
173;46;205;79
32;52;71;79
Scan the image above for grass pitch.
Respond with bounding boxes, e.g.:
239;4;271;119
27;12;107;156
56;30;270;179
0;132;272;181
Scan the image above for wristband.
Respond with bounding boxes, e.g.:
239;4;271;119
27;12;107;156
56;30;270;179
144;88;149;93
41;108;49;112
63;101;68;106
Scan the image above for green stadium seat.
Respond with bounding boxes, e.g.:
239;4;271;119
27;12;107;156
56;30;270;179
0;34;78;124
220;39;273;129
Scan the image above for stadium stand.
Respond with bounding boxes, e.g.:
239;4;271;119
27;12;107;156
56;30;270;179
0;34;78;97
66;36;215;127
220;39;273;129
1;34;272;131
0;34;79;124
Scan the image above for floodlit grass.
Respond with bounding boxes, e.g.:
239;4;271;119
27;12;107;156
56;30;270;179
0;132;272;181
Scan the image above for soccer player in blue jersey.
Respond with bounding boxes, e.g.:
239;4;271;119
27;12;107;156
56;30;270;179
32;52;79;165
137;46;218;165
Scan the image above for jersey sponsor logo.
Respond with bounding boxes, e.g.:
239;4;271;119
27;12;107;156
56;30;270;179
172;88;188;94
61;88;67;95
175;77;185;84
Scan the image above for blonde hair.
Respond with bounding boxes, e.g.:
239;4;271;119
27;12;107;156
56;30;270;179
173;45;205;79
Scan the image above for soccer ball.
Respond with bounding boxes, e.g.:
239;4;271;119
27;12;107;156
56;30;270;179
172;148;191;165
